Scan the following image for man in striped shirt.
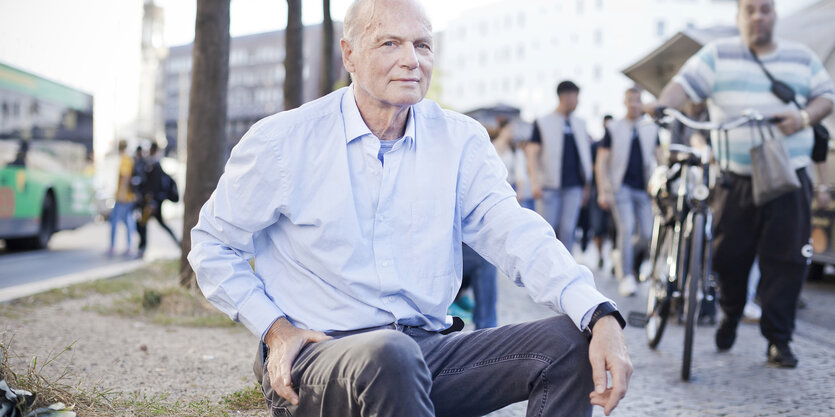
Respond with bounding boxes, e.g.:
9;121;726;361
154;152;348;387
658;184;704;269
649;0;834;368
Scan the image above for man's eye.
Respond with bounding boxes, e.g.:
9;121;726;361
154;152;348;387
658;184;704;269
417;43;431;50
383;41;395;47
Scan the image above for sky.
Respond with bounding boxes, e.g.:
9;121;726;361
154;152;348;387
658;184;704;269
159;0;506;46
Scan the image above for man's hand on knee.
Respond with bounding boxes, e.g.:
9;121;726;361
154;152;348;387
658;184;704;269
264;317;332;405
588;316;633;416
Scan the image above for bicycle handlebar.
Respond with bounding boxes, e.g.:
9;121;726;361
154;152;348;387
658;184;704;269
656;108;774;132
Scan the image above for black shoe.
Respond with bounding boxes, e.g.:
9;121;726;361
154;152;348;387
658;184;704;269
715;317;738;351
767;343;798;368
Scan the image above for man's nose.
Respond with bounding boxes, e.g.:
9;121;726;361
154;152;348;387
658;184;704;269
400;43;419;69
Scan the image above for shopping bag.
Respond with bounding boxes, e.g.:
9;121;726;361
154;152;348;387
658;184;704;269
750;123;800;206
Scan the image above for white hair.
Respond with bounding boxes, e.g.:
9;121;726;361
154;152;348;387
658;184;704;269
342;0;431;45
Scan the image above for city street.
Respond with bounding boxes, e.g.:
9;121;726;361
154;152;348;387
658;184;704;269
3;223;835;416
485;251;835;417
0;217;182;302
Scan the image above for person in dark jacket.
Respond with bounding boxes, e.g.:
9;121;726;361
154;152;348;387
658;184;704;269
137;142;179;257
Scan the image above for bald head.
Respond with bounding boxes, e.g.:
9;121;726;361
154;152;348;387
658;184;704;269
343;0;432;46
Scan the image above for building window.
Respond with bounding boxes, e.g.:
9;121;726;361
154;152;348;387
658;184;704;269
516;44;525;60
594;29;602;45
596;0;603;10
517;12;525;27
577;0;584;14
593;64;602;81
656;20;666;37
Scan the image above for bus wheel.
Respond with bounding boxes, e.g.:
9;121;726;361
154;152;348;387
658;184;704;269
33;193;56;249
5;193;55;251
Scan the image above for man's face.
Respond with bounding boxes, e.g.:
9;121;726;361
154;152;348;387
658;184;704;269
341;0;434;111
625;91;642;118
559;91;579;113
737;0;776;47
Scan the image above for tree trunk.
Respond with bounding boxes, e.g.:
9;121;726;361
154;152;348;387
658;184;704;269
284;0;304;109
319;0;335;97
179;0;231;288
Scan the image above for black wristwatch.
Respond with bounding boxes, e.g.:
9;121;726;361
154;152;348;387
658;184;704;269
586;302;626;336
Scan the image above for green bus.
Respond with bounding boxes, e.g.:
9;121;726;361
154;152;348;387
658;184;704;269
0;62;96;250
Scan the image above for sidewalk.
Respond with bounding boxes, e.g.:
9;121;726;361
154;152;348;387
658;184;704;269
485;254;835;417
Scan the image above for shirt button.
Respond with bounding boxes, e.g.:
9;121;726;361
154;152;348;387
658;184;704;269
387;296;396;303
381;260;391;267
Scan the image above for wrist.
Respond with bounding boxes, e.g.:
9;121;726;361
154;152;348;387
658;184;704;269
800;109;811;129
585;302;626;335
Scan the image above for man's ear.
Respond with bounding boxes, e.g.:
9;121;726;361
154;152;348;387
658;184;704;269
341;38;356;73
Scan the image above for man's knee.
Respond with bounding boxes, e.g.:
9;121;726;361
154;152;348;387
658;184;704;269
536;316;591;368
349;330;429;387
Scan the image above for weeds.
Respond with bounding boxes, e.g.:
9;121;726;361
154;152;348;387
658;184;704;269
2;260;237;329
2;339;265;416
0;261;260;415
221;384;264;410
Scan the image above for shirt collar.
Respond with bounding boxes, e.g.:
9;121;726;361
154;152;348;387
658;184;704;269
341;85;416;145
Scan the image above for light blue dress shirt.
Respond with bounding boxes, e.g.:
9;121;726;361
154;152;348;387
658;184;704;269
189;86;612;340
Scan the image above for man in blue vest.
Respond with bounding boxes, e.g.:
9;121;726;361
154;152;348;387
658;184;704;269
596;88;660;297
526;81;594;254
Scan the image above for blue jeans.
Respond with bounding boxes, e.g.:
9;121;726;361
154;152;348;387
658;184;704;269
256;316;593;417
610;187;653;280
109;202;136;251
538;187;584;254
462;244;497;329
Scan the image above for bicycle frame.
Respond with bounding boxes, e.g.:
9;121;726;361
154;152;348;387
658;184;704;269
638;108;767;381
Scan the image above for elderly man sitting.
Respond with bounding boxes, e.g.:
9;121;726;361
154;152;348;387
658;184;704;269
189;0;632;416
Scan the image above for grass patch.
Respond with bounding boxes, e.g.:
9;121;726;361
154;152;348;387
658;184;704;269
2;260;237;329
5;261;178;308
1;338;265;416
90;285;237;328
221;383;264;410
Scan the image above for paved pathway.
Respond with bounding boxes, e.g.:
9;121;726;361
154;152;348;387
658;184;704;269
483;252;835;417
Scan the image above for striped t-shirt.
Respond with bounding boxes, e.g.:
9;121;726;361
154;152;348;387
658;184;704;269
673;37;835;175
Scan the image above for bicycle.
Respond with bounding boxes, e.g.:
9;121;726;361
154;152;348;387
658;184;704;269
629;108;769;381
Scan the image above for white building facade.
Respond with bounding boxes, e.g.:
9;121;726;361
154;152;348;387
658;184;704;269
436;0;738;137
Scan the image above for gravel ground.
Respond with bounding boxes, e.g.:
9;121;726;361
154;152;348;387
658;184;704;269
1;293;263;414
4;255;834;417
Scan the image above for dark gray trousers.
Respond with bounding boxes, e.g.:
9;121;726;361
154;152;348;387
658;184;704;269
254;315;594;417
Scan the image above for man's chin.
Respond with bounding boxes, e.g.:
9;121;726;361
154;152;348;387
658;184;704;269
751;33;773;47
389;92;426;107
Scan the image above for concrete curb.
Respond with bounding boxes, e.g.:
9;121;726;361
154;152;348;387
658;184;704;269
0;259;147;303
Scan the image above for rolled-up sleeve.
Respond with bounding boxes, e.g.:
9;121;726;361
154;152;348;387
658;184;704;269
673;43;717;104
188;120;289;340
459;130;611;330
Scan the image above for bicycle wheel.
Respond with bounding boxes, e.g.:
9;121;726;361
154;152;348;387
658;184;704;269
682;212;705;381
646;224;672;349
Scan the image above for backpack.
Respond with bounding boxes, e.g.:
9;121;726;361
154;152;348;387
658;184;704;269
160;170;179;203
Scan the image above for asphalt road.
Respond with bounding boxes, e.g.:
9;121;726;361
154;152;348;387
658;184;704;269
0;217;182;300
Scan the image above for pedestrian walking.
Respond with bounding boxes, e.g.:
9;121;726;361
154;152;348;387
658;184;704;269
108;140;136;256
648;0;834;368
596;88;660;297
526;81;594;255
189;0;631;415
459;243;497;329
132;145;149;257
587;115;615;270
137;142;180;257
